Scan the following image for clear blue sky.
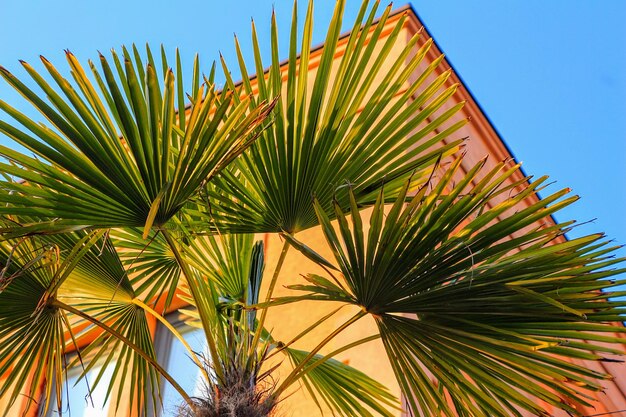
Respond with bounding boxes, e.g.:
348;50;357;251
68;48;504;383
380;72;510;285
1;1;624;260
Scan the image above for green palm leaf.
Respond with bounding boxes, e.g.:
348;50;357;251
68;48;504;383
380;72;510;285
0;228;177;416
112;228;180;311
286;347;399;417
114;223;266;389
174;235;269;392
179;231;257;303
63;304;161;415
0;235;67;415
0;45;275;238
287;157;626;416
52;232;163;415
0;229;126;415
201;0;466;234
113;225;258;312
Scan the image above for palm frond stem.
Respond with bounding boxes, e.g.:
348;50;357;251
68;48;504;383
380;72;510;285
160;228;226;383
265;305;346;362
51;299;193;409
288;334;381;381
131;298;208;383
275;309;367;396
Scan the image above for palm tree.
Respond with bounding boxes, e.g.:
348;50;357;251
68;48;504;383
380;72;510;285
0;1;624;416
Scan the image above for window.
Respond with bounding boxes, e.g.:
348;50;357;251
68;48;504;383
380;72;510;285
43;314;206;417
45;357;115;417
152;315;207;417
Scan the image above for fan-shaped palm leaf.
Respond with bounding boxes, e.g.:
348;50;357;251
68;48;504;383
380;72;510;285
0;45;275;238
0;229;126;415
285;157;626;416
201;0;466;234
112;225;258;312
112;224;264;389
173;234;398;417
111;228;180;311
0;235;68;415
0;228;188;416
53;232;165;415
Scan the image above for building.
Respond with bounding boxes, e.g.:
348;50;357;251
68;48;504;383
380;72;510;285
1;4;625;417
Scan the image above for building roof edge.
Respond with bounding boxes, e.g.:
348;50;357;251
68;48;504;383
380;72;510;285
397;3;522;173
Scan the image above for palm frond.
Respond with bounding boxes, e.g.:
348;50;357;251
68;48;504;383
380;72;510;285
200;0;466;234
52;231;167;415
184;233;257;302
112;228;180;311
0;227;175;416
174;236;280;413
0;236;66;415
64;301;161;415
0;230;132;415
113;225;259;313
0;45;275;238
287;157;626;416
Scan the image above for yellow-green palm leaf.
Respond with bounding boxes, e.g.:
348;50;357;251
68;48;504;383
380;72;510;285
201;0;466;234
0;46;275;238
287;158;626;416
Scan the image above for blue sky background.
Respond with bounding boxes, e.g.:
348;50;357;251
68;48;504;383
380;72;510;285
0;1;624;261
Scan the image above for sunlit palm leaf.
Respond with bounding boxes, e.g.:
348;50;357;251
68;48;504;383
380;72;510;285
0;228;167;416
201;0;466;234
0;230;109;415
111;228;180;311
174;235;268;385
113;224;264;390
287;157;626;416
49;231;163;416
0;236;66;415
0;45;275;238
113;226;258;313
174;234;263;333
64;304;161;415
286;347;398;417
186;233;259;303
